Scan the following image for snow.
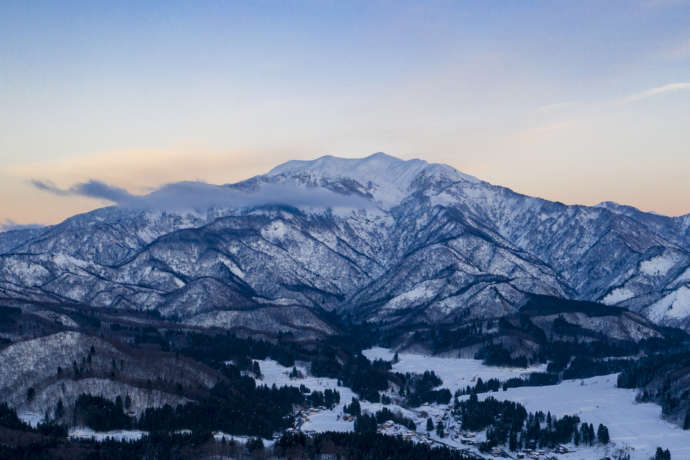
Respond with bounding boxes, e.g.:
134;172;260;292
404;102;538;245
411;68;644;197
640;253;679;277
213;432;276;448
261;221;289;241
473;375;690;460
360;348;690;459
647;285;690;321
266;153;477;208
68;427;147;442
363;347;546;395
602;287;635;305
252;359;356;433
381;284;437;311
17;411;44;428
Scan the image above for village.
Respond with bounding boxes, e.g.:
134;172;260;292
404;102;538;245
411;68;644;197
292;406;581;460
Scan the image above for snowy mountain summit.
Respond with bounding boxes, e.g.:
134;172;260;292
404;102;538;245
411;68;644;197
1;153;689;334
264;152;479;208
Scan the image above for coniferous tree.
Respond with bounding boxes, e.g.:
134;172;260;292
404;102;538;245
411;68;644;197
653;447;671;460
436;420;444;438
597;423;610;444
509;430;518;451
426;417;434;432
55;399;64;419
344;398;361;417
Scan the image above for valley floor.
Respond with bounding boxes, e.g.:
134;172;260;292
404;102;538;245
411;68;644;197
22;347;688;459
255;348;688;460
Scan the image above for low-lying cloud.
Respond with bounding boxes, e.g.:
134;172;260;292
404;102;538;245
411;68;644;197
0;219;45;232
30;179;374;211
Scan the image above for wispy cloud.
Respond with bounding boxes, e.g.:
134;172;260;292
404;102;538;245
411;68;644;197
30;179;133;203
621;82;690;103
30;179;374;211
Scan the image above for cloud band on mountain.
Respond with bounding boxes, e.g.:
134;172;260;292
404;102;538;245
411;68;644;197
30;179;374;211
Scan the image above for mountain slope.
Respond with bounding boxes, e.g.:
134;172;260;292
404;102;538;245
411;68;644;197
0;153;688;333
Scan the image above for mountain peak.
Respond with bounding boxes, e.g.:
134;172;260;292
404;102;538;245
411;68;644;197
266;153;478;207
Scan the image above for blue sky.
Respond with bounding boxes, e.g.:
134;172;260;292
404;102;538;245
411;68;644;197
1;1;689;224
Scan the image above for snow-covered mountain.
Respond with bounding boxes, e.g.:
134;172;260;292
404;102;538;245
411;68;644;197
1;153;689;333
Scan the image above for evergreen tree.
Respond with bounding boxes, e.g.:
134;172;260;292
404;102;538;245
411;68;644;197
653;447;671;460
597;423;610;444
509;430;518;451
55;399;64;419
436;420;444;438
426;417;434;432
252;360;262;378
344;398;361;417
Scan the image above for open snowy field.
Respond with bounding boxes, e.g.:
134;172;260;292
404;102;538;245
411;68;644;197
60;352;689;458
363;346;547;394
363;347;690;460
257;358;398;433
474;374;690;460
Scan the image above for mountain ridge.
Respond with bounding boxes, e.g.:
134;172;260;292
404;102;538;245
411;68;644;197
1;153;689;334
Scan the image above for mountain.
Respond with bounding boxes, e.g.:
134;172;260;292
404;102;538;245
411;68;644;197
1;153;688;335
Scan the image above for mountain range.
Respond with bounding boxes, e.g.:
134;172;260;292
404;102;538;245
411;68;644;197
1;153;689;336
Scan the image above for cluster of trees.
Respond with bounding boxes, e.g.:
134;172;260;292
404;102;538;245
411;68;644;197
0;402;67;438
353;407;417;433
456;372;560;397
396;370;452;406
173;331;296;370
311;352;390;402
273;431;478;460
653;447;672;460
304;388;340;409
618;350;690;424
73;395;132;431
344;397;361;416
475;345;528;367
346;398;416;433
71;363;339;439
454;394;610;451
559;356;631;380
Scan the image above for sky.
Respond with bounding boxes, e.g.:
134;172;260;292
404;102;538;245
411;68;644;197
1;0;689;226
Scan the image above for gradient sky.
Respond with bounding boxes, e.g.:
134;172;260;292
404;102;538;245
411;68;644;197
1;0;689;226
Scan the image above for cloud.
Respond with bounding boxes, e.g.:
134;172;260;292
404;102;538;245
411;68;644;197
30;179;134;203
621;82;690;103
0;219;45;232
30;180;71;196
30;178;374;212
